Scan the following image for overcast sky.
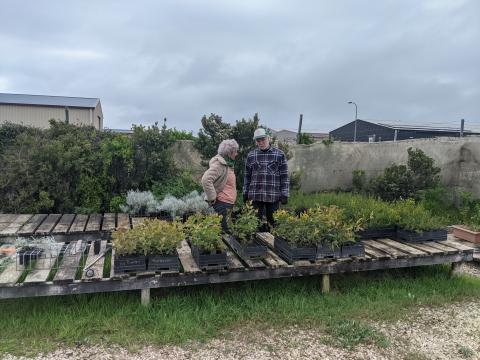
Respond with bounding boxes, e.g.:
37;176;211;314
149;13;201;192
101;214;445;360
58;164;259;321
1;0;479;132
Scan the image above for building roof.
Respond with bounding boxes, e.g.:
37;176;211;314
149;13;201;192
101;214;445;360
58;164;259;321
0;93;99;108
358;119;478;134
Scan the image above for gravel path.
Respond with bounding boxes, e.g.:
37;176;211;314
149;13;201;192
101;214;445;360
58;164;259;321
3;265;480;360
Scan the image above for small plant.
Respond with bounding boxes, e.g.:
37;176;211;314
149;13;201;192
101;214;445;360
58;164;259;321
158;194;187;218
120;190;159;215
273;206;362;248
112;219;184;256
322;137;334;146
228;202;260;245
394;199;445;232
182;191;209;214
184;213;224;252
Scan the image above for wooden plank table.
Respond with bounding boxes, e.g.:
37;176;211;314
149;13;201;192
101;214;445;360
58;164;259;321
0;219;476;304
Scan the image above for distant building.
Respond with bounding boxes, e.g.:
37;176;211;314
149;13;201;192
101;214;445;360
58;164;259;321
329;119;480;142
0;93;103;130
271;129;329;144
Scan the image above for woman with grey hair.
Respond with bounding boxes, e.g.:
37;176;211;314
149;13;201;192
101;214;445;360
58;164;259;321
201;139;239;231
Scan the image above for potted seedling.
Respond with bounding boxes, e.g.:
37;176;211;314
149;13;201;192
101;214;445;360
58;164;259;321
313;206;365;259
112;228;146;273
184;213;227;270
395;199;447;242
141;219;183;271
226;202;267;260
272;209;318;262
353;198;398;240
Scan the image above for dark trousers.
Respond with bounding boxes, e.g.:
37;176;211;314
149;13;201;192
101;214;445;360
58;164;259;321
252;201;279;231
212;200;234;232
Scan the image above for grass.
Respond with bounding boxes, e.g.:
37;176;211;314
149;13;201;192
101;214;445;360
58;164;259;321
1;265;480;356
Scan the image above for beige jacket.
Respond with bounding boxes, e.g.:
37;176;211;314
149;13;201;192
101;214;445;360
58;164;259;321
201;155;229;202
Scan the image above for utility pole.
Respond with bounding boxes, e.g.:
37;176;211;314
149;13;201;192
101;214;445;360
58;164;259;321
460;119;464;137
394;129;398;142
65;107;69;124
347;101;358;142
297;114;303;144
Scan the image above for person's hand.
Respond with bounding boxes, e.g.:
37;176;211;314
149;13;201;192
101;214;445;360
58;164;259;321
207;199;216;206
280;196;288;205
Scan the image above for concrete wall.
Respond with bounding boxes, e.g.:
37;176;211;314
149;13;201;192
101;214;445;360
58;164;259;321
172;138;480;197
288;137;480;197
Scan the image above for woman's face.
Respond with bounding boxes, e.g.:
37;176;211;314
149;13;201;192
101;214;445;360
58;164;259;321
230;149;238;159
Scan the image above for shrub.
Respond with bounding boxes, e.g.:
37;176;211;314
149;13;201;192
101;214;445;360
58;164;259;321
184;213;224;252
367;148;441;201
297;133;314;145
152;171;202;200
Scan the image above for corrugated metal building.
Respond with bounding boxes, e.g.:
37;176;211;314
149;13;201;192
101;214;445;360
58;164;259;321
0;93;103;130
329;119;480;142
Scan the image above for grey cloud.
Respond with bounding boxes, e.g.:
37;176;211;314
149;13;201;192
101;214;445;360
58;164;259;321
1;0;479;132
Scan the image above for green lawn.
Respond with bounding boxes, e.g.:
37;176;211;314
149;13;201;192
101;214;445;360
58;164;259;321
1;265;480;356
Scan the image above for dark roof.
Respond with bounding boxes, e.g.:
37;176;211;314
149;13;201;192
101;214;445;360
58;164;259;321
0;93;99;108
358;119;478;134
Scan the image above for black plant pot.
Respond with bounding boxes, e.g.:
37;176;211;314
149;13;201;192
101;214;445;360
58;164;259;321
190;243;227;270
93;240;101;254
396;228;447;243
341;242;365;257
227;235;267;260
357;227;397;240
147;252;180;272
316;243;341;260
274;236;317;263
17;246;44;267
113;254;146;273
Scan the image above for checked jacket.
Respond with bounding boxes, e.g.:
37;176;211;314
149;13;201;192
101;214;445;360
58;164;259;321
243;146;289;203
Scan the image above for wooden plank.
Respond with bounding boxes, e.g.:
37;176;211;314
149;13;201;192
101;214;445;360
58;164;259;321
68;215;88;233
439;239;475;253
363;239;409;258
0;223;9;232
17;214;48;235
101;213;116;232
426;241;460;254
53;240;85;283
263;249;289;268
85;214;102;232
177;240;201;273
222;235;265;269
0;214;33;235
116;213;131;230
82;241;107;280
0;214;18;223
402;242;445;255
52;214;75;234
225;250;244;271
0;261;22;284
256;232;275;249
24;244;63;284
35;214;62;235
131;217;147;228
376;238;428;257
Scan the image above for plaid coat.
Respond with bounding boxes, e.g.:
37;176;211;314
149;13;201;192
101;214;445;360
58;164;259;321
243;146;289;203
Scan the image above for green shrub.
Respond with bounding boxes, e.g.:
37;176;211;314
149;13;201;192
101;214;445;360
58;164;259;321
352;169;366;193
152;171;201;200
184;213;224;252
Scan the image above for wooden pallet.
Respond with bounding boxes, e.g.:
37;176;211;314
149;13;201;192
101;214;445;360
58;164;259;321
0;232;475;303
